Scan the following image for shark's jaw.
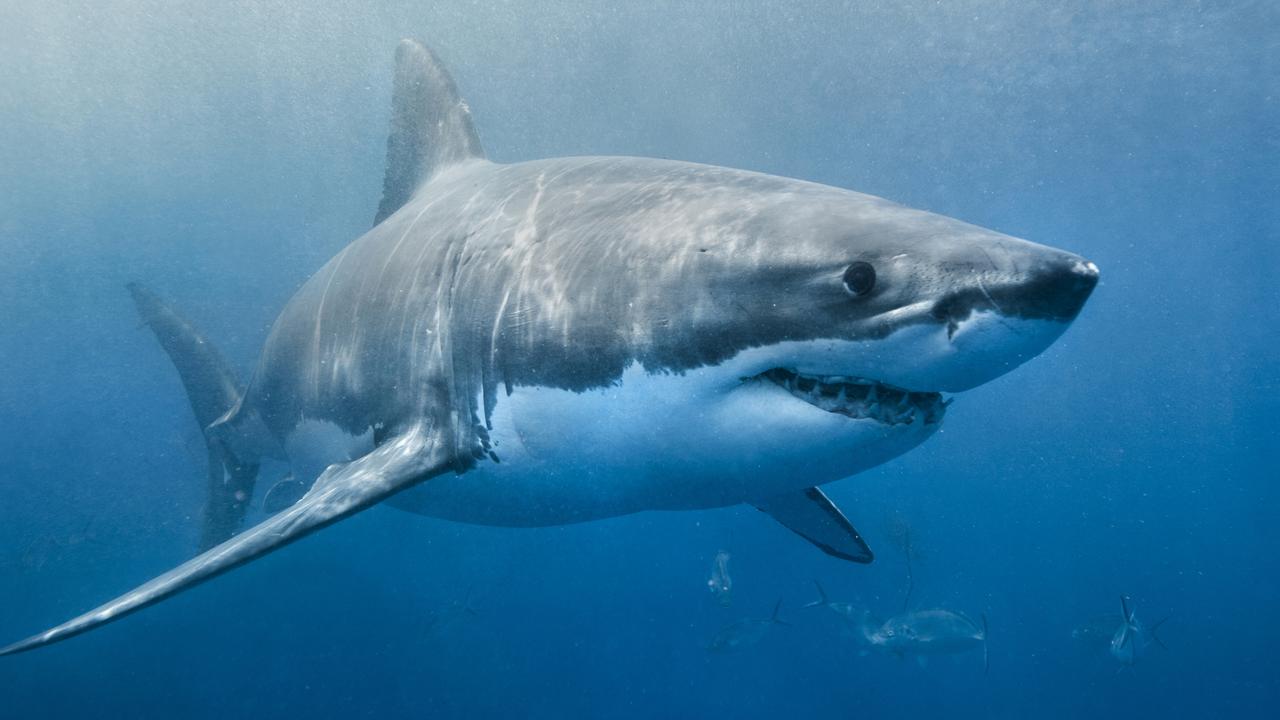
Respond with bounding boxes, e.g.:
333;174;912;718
751;367;949;427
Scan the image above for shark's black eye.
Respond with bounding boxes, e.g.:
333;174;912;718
842;261;876;297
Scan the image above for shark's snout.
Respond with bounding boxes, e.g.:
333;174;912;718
914;250;1099;392
929;251;1099;334
1019;254;1100;322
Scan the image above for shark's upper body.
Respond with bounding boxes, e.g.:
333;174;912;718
1;39;1097;657
242;152;1096;528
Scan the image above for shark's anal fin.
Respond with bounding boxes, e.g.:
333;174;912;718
753;488;873;564
374;39;486;226
0;425;451;657
127;283;261;550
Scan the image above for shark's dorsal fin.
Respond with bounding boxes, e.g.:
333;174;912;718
374;39;486;226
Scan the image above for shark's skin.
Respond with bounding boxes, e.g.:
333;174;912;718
1;39;1098;656
237;154;1098;526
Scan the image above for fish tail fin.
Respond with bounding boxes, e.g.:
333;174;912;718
1149;616;1170;650
982;613;990;675
771;598;792;626
463;584;480;617
127;283;262;550
1120;595;1135;625
858;609;879;644
802;579;829;609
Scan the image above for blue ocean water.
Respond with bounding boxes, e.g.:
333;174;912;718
0;1;1275;717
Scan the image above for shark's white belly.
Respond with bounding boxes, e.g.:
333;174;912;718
387;361;935;526
279;315;1059;528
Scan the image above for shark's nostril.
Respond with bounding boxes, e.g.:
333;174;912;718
1039;254;1100;316
1020;256;1099;320
931;254;1098;329
1077;259;1100;284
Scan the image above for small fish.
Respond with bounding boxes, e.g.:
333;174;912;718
1110;596;1168;666
1072;613;1122;649
706;599;790;653
862;608;988;673
802;580;862;627
425;586;480;634
707;550;732;607
16;519;99;572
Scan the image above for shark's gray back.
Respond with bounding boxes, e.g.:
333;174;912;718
243;154;941;458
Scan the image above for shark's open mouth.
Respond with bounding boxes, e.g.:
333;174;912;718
756;368;949;426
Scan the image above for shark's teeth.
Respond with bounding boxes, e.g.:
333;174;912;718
755;369;948;426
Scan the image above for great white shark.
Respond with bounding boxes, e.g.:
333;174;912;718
0;39;1098;656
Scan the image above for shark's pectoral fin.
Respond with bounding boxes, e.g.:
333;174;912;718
0;425;451;657
752;488;873;564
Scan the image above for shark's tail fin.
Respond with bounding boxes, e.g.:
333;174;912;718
803;580;830;609
127;283;259;550
1149;616;1170;651
770;599;792;627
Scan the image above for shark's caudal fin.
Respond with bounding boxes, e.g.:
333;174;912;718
0;425;451;657
374;39;486;226
127;283;259;550
753;488;873;564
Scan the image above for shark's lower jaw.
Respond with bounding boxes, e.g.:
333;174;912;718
755;368;949;426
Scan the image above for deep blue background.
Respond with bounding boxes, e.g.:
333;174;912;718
1;2;1275;717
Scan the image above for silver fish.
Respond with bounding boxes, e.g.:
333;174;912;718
707;600;789;653
707;550;733;607
1072;613;1121;649
862;608;988;672
803;580;862;626
1109;596;1168;666
424;587;479;635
